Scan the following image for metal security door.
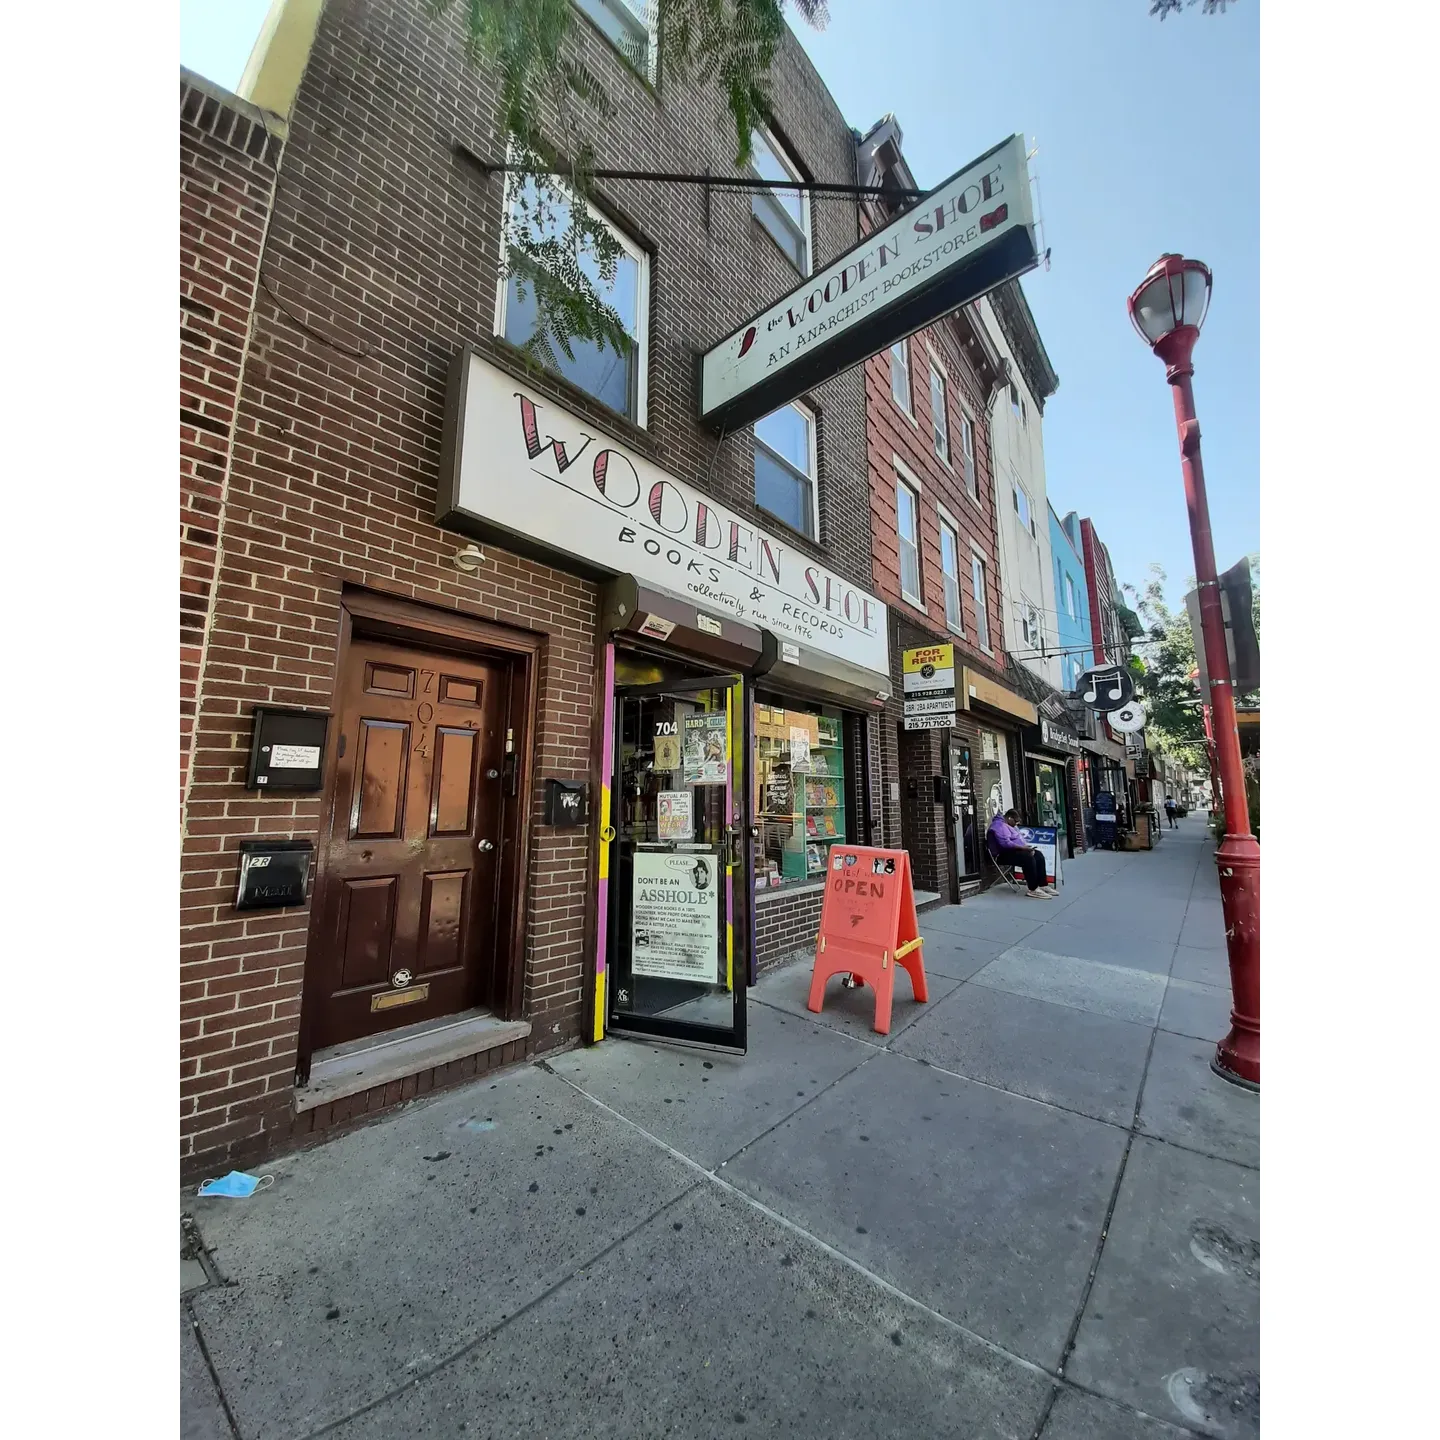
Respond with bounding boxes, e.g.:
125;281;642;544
607;675;747;1052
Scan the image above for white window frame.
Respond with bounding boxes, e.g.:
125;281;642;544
748;123;811;275
1065;572;1077;620
970;546;993;654
894;460;924;609
958;406;977;499
928;360;951;467
937;504;965;637
752;400;819;541
889;339;913;418
494;169;651;428
572;0;659;83
1012;481;1037;541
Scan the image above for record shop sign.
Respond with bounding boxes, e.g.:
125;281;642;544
700;134;1038;431
438;350;889;675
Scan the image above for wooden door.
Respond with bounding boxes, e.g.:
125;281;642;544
311;638;506;1049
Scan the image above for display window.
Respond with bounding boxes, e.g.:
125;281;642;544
753;700;848;890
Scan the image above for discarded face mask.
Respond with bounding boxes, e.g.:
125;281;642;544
197;1171;274;1198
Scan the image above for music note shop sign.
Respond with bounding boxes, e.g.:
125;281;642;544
700;134;1039;431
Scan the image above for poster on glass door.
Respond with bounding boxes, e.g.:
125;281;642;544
631;851;720;982
682;713;728;785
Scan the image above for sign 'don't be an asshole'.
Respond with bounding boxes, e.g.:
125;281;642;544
700;134;1038;431
437;352;890;676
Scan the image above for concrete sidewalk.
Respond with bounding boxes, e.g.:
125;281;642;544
182;814;1257;1440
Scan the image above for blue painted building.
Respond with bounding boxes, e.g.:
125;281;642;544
1050;503;1094;695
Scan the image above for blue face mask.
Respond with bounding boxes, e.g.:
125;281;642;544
197;1171;273;1198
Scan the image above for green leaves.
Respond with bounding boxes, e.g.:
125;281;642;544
430;1;825;374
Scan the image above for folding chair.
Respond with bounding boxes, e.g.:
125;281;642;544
986;840;1024;893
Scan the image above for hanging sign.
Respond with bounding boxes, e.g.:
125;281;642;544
1107;700;1147;734
1075;664;1135;711
902;643;957;730
438;352;889;677
631;851;719;982
700;135;1038;430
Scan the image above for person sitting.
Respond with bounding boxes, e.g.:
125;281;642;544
987;809;1052;898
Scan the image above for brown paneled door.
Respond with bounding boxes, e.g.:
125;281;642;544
311;638;505;1049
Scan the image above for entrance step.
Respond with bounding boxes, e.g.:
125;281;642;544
296;1010;531;1112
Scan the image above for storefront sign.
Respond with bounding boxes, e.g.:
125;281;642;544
439;352;889;676
631;852;719;982
683;713;728;784
963;668;1038;724
1076;664;1134;711
700;135;1037;430
1108;700;1147;735
1040;719;1080;753
656;791;694;841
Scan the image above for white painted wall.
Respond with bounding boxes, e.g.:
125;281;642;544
976;294;1061;690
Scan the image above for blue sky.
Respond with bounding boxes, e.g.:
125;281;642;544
180;0;1258;607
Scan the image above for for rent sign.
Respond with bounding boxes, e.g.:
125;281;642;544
437;351;890;676
700;135;1038;430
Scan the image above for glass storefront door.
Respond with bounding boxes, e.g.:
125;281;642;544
607;673;746;1052
947;739;981;883
1033;760;1066;853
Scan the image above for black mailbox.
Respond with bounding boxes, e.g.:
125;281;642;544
235;840;314;911
543;778;588;827
246;706;330;792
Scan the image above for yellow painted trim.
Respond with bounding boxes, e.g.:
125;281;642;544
592;972;605;1043
597;784;612;880
238;0;324;121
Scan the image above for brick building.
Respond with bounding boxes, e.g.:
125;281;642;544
178;0;894;1179
856;117;1040;902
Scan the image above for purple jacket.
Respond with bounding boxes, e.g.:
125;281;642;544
987;815;1028;851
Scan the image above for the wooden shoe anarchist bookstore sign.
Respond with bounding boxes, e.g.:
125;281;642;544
699;134;1040;431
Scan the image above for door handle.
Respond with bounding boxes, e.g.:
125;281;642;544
477;839;495;852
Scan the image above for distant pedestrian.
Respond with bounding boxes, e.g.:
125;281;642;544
988;809;1052;898
1165;796;1178;828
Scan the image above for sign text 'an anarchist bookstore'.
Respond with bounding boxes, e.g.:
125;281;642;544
437;351;889;677
700;135;1038;431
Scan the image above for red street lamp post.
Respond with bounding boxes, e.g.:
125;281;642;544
1128;254;1260;1089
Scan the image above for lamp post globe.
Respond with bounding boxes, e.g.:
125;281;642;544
1127;253;1260;1089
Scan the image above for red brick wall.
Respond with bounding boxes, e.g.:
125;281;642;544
755;887;825;974
178;0;880;1176
180;73;283;806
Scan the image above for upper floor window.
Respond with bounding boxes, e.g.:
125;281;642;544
749;126;810;273
896;475;923;606
573;0;657;80
1013;484;1036;539
754;402;817;539
1009;382;1021;419
499;175;648;424
1065;573;1077;619
959;410;976;497
1020;600;1041;650
939;518;963;634
971;551;991;650
929;364;949;465
890;340;912;414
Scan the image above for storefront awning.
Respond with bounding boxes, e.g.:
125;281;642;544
961;667;1037;725
754;631;891;709
599;576;764;670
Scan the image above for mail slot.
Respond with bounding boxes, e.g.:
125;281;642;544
245;706;330;792
235;840;314;910
543;778;589;827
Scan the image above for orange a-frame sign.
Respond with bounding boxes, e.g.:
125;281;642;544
807;846;928;1036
